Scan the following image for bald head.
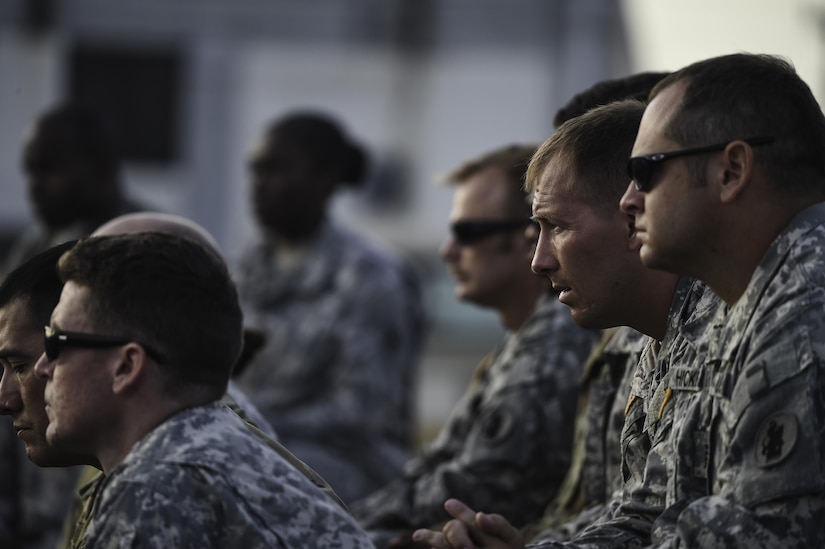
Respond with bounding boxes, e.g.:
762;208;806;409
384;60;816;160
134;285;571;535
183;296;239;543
93;212;222;258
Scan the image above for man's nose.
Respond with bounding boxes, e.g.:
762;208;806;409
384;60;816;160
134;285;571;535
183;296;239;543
439;235;460;263
0;371;23;416
33;352;52;380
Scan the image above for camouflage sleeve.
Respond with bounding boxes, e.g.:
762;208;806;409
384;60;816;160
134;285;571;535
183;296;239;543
353;323;589;545
223;380;277;438
358;384;572;529
528;341;663;549
649;319;825;548
84;474;222;548
86;458;375;549
269;265;421;441
84;466;279;548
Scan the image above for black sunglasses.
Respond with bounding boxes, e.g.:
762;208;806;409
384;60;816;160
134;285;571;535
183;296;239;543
451;219;536;246
43;326;164;363
627;136;774;192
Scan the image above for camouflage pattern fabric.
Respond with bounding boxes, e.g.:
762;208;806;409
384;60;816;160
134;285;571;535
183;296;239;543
224;379;277;438
527;276;706;548
60;397;345;549
526;326;648;543
534;205;825;547
638;203;825;547
234;221;426;503
352;291;599;547
81;402;373;548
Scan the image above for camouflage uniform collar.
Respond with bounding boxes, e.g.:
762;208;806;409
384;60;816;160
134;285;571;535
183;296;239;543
676;280;720;350
738;201;825;312
711;201;825;361
579;326;648;388
661;277;697;350
484;292;557;379
112;401;225;473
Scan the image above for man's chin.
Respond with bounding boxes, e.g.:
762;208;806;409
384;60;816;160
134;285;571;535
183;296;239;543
570;307;612;331
27;443;88;468
639;245;664;269
639;246;679;274
456;288;486;308
25;444;54;467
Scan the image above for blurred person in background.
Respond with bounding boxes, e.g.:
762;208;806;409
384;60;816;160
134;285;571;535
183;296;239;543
233;110;428;503
1;104;143;278
351;144;598;548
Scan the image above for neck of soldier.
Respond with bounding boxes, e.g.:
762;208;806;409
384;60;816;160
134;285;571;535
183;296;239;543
630;272;681;342
697;189;823;306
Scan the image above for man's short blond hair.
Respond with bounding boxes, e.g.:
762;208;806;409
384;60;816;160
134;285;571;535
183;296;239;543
443;144;537;218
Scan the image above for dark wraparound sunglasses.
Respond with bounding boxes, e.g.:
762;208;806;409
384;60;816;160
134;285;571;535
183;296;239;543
451;219;537;246
43;326;165;363
627;136;774;192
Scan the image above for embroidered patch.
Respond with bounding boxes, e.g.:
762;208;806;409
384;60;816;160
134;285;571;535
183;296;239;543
754;412;798;468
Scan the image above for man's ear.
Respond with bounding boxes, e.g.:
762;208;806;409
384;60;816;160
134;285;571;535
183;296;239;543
111;343;147;395
717;140;755;204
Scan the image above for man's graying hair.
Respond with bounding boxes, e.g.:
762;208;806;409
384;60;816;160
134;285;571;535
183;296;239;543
527;100;645;218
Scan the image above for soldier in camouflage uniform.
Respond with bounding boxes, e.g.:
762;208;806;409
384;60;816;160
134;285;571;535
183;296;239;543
30;232;372;547
616;52;825;547
235;112;427;504
351;145;599;547
520;71;669;544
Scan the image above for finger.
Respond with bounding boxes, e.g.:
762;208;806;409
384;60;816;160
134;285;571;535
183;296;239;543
476;513;525;547
444;498;479;524
412;528;452;549
441;519;477;549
